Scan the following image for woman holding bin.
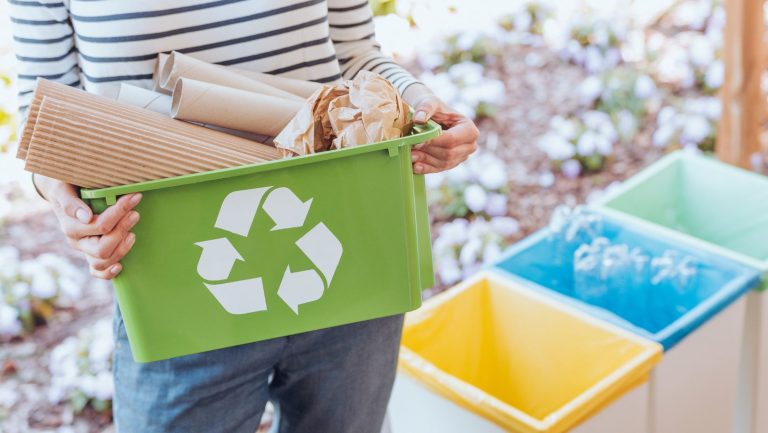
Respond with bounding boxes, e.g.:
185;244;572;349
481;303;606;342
10;1;478;432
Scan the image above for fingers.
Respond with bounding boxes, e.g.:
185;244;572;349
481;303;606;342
50;182;93;224
76;211;140;259
93;193;142;235
87;232;136;279
413;97;441;124
420;117;479;150
412;143;475;174
57;192;142;240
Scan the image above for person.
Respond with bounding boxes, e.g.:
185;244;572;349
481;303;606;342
9;1;478;432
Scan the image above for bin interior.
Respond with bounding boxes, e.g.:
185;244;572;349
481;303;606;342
493;218;758;349
401;274;659;429
602;152;768;263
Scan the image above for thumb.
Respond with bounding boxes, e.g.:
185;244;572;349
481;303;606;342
412;97;440;124
52;183;92;223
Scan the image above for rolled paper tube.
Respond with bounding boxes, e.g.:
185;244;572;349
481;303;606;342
153;53;171;95
234;69;323;98
160;51;302;101
17;79;281;164
171;78;303;137
117;84;173;115
25;96;276;188
117;84;272;142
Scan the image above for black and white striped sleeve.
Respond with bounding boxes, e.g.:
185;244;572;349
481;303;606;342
8;0;81;115
327;0;420;95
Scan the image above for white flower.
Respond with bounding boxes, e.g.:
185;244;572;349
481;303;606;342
653;124;677;148
680;114;711;144
577;131;598;156
0;303;22;337
475;155;507;190
538;171;555;188
616;109;638;139
561;159;582;179
550;116;579;140
449;62;485;86
634;74;657;99
482;242;502;264
688;35;714;67
31;272;58;299
490;216;520;236
11;282;30;298
484;193;508;217
464;184;489;213
578;75;603;106
538;132;575;161
705;60;724;89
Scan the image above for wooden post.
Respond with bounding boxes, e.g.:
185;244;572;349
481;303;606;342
718;0;764;168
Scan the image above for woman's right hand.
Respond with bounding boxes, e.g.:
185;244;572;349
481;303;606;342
36;175;142;279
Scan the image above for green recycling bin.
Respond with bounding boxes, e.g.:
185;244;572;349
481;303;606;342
595;150;768;433
81;122;440;362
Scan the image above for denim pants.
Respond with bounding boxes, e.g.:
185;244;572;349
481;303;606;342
112;304;404;433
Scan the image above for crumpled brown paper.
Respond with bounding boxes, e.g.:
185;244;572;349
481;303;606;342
274;71;409;156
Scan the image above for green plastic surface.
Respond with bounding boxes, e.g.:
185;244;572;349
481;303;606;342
596;151;768;288
82;122;440;362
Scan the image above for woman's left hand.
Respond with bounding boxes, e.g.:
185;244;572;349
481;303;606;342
405;86;479;174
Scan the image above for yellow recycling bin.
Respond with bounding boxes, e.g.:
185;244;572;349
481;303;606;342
388;271;662;433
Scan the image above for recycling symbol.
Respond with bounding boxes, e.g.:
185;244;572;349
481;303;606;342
194;187;343;315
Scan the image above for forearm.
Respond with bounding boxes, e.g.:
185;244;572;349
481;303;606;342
328;0;421;94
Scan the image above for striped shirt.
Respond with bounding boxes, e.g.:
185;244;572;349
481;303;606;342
8;0;421;115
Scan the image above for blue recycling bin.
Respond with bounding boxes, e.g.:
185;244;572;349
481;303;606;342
491;215;760;433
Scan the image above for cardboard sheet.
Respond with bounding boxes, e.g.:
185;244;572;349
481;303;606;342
171;78;302;137
18;80;281;188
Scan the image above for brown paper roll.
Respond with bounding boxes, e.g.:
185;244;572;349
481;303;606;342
160;52;302;101
117;84;173;115
153;53;171;95
171;78;303;137
25;96;278;188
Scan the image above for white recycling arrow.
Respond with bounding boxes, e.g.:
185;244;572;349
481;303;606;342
262;187;313;231
215;187;270;237
205;277;267;314
296;222;343;284
277;266;325;314
195;238;243;281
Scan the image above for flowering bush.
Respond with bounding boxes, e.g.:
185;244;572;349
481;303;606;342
0;71;17;152
419;61;505;119
0;247;85;338
538;111;617;178
554;14;628;73
498;1;554;38
652;96;720;151
49;318;114;414
426;151;509;220
646;31;723;94
432;216;520;286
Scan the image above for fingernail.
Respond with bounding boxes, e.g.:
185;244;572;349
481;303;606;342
414;164;423;174
129;193;142;206
414;111;427;123
76;208;90;223
125;233;136;246
110;264;121;275
411;153;419;162
127;212;140;227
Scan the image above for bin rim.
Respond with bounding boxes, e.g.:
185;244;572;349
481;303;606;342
489;220;762;349
400;270;663;433
592;150;768;277
80;120;441;202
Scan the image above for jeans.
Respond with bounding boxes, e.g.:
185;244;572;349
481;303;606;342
112;304;404;433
